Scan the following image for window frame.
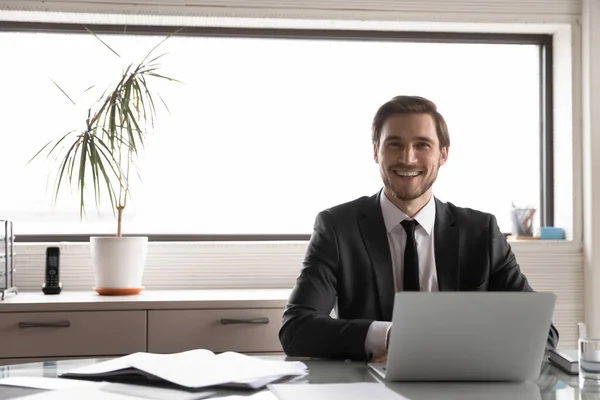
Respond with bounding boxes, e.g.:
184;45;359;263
0;21;554;242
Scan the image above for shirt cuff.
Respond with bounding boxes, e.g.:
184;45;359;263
365;321;393;360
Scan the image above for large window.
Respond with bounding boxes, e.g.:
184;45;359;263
0;24;552;237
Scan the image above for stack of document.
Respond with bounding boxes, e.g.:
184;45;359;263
59;349;308;390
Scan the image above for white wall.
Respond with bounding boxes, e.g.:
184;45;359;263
582;0;600;338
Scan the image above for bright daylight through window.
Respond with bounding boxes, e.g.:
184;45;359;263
0;29;542;236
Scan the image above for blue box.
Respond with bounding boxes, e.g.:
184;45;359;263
540;227;565;240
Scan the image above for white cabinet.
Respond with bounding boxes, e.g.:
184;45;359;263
0;311;146;359
148;308;284;353
0;290;290;365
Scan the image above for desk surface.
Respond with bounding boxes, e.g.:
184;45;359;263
0;356;596;400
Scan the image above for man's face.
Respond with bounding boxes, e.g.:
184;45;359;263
374;113;448;203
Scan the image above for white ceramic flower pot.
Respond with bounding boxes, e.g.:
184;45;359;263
90;236;148;295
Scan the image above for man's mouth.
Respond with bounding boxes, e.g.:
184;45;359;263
393;169;423;178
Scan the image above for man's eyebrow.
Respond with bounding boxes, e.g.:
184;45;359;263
383;134;404;142
383;135;435;143
414;136;435;143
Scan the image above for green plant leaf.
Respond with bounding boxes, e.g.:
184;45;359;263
32;28;179;232
78;132;89;216
147;72;181;83
50;79;76;105
53;138;81;213
157;93;171;115
138;27;183;65
130;79;147;126
84;25;121;58
137;75;156;129
82;85;96;94
89;135;119;215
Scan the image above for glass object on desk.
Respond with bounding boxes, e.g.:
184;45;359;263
579;322;600;381
580;338;600;380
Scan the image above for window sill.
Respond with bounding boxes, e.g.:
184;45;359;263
506;238;581;254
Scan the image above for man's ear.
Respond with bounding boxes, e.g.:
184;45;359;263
439;146;449;166
373;143;379;163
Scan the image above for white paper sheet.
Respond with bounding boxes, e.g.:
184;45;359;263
14;382;215;400
217;392;279;400
62;349;308;389
268;383;411;400
64;349;216;376
14;384;147;400
0;377;101;390
121;350;308;389
224;372;308;390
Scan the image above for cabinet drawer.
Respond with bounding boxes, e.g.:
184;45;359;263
0;311;146;358
148;308;283;353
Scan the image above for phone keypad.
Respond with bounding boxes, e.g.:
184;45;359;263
48;269;59;287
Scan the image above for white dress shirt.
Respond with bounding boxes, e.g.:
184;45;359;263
364;191;439;359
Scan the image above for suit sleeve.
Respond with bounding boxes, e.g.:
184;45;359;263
487;215;559;350
279;211;373;360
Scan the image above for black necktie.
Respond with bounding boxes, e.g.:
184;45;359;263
401;219;420;291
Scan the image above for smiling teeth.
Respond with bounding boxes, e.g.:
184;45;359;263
395;171;421;177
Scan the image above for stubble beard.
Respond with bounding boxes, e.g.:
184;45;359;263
383;166;439;202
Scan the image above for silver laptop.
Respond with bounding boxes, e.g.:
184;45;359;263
368;292;556;382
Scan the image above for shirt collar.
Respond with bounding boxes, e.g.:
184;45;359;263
379;190;436;235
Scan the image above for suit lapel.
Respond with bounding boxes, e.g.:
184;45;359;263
358;192;395;320
434;198;459;291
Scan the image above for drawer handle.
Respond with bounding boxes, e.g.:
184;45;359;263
220;317;269;325
18;321;71;328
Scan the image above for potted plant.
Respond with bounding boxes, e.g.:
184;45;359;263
29;31;179;295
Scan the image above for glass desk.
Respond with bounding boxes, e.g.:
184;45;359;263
0;356;597;399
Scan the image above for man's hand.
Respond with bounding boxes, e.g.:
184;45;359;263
373;355;387;363
372;326;392;363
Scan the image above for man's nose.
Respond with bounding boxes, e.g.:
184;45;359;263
399;146;418;164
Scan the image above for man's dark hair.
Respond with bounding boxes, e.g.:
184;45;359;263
371;95;450;149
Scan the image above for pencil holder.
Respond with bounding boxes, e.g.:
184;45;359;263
510;207;536;237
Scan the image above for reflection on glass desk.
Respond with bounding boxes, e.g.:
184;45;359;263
0;356;597;399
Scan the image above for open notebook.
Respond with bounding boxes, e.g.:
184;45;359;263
60;349;308;390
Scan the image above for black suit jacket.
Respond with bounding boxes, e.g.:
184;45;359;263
279;192;559;360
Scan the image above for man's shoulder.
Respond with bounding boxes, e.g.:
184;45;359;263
440;199;495;225
320;194;375;218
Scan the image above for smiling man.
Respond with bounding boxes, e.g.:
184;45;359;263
279;95;559;361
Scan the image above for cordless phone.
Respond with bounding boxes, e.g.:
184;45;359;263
42;247;62;294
